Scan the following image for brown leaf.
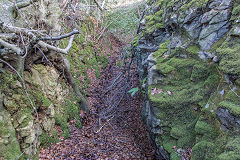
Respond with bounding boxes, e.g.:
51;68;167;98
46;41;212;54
151;88;163;95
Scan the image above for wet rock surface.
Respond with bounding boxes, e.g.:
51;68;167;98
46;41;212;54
216;108;240;132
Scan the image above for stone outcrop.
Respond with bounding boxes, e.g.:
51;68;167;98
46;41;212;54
0;94;22;160
0;64;77;159
133;0;240;159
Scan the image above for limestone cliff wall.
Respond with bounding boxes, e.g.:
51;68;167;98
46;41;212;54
133;0;240;159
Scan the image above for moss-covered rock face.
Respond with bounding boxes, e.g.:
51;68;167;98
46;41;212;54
217;39;240;78
0;109;22;160
133;0;240;159
0;63;88;159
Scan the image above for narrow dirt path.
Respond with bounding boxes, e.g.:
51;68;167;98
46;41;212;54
39;33;155;159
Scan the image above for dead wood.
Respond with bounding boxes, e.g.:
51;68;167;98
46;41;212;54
1;22;89;111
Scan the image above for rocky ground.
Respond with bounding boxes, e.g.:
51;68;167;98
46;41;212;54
39;32;155;159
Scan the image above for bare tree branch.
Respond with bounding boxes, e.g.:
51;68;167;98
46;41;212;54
37;34;75;54
38;29;79;41
1;24;37;39
14;2;30;27
0;38;23;55
101;0;106;9
60;54;89;111
15;0;38;9
19;32;28;58
0;33;17;40
1;22;88;111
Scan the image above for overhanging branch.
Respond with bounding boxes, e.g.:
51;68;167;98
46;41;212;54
38;29;79;41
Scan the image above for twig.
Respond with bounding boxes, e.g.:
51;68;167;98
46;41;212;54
100;89;125;119
104;52;133;94
1;24;37;39
228;85;240;98
104;72;123;94
16;151;25;160
0;58;25;88
38;29;79;41
35;45;53;66
96;116;114;133
14;2;30;27
19;32;28;58
93;0;103;11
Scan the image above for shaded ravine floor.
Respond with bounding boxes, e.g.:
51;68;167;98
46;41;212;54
39;33;155;159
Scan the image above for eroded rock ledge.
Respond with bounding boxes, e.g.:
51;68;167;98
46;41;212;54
133;0;240;159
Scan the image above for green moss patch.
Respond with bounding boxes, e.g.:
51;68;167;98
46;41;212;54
218;137;240;160
147;42;226;156
0;111;22;160
231;0;240;22
154;40;169;58
217;41;240;78
195;116;219;140
191;141;216;160
55;114;70;139
219;101;240;116
61;20;108;91
39;130;60;148
162;135;177;153
144;0;209;34
186;45;200;57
